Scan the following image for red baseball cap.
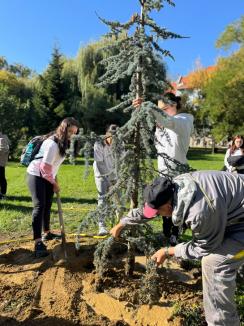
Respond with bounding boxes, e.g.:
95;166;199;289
143;203;159;219
143;177;174;218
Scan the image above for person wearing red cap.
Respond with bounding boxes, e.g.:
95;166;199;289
110;170;244;326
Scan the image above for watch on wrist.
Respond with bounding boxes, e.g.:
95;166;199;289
165;246;171;260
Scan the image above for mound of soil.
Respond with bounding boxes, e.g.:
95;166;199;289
0;237;204;326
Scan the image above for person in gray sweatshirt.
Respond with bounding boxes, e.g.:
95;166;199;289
93;124;118;235
110;170;244;326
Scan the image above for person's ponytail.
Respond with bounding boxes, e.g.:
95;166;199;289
164;93;181;110
175;96;181;110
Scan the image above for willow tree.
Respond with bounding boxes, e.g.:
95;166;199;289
74;37;131;133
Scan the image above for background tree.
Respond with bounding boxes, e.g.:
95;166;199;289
31;41;131;136
203;49;244;141
8;63;32;78
75;37;131;133
187;66;216;90
0;67;33;153
1;37;138;151
0;85;30;153
202;16;244;141
216;15;244;50
45;47;66;128
184;65;216;139
32;47;72;132
0;56;8;70
62;58;83;121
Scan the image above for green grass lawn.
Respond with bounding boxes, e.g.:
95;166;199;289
0;149;225;236
0;161;97;236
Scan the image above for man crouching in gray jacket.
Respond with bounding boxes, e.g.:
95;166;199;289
110;171;244;326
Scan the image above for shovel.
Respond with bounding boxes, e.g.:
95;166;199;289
56;192;68;261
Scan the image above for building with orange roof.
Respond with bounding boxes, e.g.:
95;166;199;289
170;65;216;98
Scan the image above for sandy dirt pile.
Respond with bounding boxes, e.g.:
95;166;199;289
0;238;204;326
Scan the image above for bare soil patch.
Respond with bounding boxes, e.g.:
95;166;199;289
0;237;204;326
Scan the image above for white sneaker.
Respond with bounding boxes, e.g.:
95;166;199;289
169;235;178;246
98;225;109;236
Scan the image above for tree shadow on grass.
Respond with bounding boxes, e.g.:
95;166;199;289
0;202;32;213
187;152;218;161
2;196;97;206
59;197;97;205
4;195;32;202
62;159;93;166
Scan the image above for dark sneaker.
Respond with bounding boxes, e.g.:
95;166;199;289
42;232;62;241
34;241;49;258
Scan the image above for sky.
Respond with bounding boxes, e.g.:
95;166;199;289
0;0;243;79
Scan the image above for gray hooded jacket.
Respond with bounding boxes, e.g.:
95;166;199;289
120;171;244;260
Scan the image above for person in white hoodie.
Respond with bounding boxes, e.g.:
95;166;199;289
133;93;194;245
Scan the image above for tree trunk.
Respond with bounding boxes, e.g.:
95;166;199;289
211;136;215;154
130;0;145;209
125;242;136;276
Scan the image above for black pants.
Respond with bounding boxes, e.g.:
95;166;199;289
27;174;54;240
0;166;7;195
163;216;179;238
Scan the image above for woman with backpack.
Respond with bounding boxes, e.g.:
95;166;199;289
27;117;79;258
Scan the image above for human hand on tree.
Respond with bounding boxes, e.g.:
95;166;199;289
132;97;143;108
151;247;175;266
110;222;124;239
